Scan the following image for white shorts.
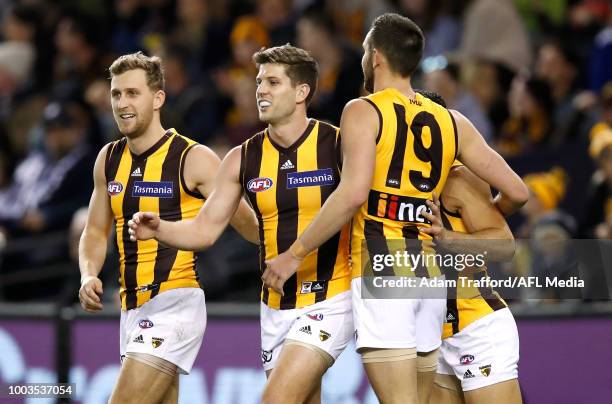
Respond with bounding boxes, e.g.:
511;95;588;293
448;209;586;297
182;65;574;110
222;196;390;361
120;287;206;375
260;290;353;371
352;277;446;352
437;307;519;391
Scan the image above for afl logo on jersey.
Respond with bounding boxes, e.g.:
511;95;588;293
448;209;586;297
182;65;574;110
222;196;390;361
247;177;273;193
107;181;124;196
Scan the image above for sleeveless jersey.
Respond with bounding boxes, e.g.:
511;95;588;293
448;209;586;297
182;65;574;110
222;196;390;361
105;129;204;310
240;119;351;310
352;88;458;278
440;208;508;338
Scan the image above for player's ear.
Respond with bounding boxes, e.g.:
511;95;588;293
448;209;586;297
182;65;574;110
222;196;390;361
296;83;310;104
372;48;382;69
153;89;165;110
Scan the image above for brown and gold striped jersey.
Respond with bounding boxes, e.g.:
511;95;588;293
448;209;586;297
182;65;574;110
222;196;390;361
240;119;351;310
440;208;507;338
105;129;204;310
352;89;458;278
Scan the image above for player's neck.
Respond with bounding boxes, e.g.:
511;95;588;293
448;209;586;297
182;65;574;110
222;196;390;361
267;113;310;149
374;72;415;99
126;118;166;156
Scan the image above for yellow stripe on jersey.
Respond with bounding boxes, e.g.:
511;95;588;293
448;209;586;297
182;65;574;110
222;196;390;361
352;89;458;279
241;119;351;310
440;210;507;339
105;129;204;310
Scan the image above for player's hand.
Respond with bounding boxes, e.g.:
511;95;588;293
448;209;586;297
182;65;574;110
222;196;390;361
421;193;447;242
128;212;160;241
79;275;103;313
262;251;302;296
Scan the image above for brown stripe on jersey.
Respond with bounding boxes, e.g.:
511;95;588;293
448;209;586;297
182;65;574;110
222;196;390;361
364;219;394;277
242;136;269;304
105;139;126;182
362;98;383;144
122;157;141;309
402;225;428;278
385;103;409;189
179;144;204;199
473;271;506;311
277;147;299;309
314;122;341;303
150;135;188;299
448;110;458;160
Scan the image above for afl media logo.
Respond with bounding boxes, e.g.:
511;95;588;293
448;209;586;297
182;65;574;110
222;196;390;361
247;177;273;192
107;181;124;196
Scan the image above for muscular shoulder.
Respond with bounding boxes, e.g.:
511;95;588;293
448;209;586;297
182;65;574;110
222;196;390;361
182;144;222;190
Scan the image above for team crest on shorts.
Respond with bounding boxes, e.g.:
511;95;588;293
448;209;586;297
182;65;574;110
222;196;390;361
319;330;331;342
152;337;164;348
261;349;272;364
479;364;491;377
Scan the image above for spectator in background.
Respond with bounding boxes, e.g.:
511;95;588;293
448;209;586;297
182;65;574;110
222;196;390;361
589;14;612;91
466;58;514;134
579;129;612;237
589;82;612;137
0;100;94;238
296;6;362;123
161;45;219;145
519;166;569;238
256;0;295;45
535;39;595;144
497;76;554;156
398;0;461;59
54;12;109;90
459;0;532;74
423;57;492;141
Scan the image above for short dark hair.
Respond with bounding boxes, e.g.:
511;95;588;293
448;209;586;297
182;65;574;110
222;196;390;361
369;13;424;77
416;90;446;107
252;44;319;105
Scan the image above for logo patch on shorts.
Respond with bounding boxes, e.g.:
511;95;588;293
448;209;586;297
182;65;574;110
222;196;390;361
261;349;272;364
299;325;312;335
319;330;331;341
460;354;475;365
479;365;491;377
152;337;164;348
300;281;327;294
107;181;124;196
307;313;324;321
463;369;475;379
247;177;273;192
133;335;144;344
138;319;154;329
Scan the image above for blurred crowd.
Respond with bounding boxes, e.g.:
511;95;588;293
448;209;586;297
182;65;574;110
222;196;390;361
0;0;610;305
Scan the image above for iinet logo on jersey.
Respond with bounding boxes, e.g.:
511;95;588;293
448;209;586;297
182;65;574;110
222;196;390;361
367;190;432;223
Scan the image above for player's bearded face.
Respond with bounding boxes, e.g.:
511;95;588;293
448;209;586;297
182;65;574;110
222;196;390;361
111;70;158;139
256;63;298;124
362;37;375;94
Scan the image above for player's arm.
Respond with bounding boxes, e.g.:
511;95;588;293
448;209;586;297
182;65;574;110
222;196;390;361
422;166;515;261
296;99;376;253
453;110;529;215
186;145;259;244
78;145;114;312
129;146;255;249
262;99;377;293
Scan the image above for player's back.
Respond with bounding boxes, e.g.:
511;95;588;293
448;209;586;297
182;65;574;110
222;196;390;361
352;88;458;278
